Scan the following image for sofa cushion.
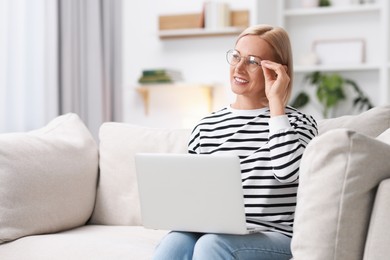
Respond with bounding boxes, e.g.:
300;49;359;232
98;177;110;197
291;129;390;260
0;113;98;244
90;123;191;225
0;225;168;260
317;105;390;137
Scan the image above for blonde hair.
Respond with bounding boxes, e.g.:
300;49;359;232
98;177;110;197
236;24;293;105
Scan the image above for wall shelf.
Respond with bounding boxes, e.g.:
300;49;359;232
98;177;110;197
158;8;249;39
158;27;245;39
136;84;214;115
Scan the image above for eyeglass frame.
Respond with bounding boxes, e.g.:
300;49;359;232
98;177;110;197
226;49;263;72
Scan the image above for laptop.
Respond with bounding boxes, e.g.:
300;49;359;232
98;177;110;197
135;153;264;235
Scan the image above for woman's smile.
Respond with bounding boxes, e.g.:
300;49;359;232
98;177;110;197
234;76;249;85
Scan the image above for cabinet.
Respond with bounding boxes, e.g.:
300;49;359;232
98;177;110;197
276;0;390;112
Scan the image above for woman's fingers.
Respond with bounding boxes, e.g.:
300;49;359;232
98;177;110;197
261;60;287;78
261;60;290;103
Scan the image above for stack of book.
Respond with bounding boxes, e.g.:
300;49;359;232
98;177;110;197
138;69;183;84
203;1;231;29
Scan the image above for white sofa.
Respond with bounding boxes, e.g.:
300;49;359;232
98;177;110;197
0;106;389;260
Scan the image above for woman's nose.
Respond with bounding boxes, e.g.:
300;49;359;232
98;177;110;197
235;58;247;71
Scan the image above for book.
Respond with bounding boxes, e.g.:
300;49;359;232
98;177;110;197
138;69;183;84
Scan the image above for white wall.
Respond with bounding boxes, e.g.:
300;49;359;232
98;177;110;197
122;0;258;129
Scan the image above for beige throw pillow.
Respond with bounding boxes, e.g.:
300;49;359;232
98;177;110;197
291;128;390;260
317;105;390;137
0;113;98;244
90;123;191;225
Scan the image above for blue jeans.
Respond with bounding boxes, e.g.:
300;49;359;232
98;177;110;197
152;231;292;260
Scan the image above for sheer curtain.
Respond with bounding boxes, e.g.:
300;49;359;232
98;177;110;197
0;0;58;133
0;0;122;137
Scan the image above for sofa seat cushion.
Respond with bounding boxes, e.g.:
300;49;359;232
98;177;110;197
90;123;191;225
0;113;98;244
0;225;168;260
291;128;390;260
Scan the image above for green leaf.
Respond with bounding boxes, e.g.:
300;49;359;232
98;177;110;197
302;71;373;118
290;92;309;108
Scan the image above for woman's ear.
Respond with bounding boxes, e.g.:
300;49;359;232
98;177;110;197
283;65;288;72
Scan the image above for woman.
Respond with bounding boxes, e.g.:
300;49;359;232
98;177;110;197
153;24;318;260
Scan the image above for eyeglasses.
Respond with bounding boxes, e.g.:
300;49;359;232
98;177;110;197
226;49;262;72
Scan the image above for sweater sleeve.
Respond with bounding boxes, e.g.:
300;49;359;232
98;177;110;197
267;111;318;183
187;124;201;154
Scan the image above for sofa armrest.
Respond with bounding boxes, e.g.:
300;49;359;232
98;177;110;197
363;178;390;260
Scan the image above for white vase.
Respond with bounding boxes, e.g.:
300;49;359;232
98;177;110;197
300;0;319;8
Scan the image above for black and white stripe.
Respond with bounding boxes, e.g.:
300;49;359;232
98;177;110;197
188;106;318;236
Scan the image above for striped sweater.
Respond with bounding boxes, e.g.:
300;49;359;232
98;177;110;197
187;106;318;236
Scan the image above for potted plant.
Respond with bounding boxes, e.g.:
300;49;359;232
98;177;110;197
290;71;373;118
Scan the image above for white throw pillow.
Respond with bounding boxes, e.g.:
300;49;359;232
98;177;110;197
318;105;390;137
0;113;98;244
90;123;191;225
291;129;390;260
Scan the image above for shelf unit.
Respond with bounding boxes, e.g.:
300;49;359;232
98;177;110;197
277;0;389;108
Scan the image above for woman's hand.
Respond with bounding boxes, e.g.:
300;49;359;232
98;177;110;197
261;60;290;116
